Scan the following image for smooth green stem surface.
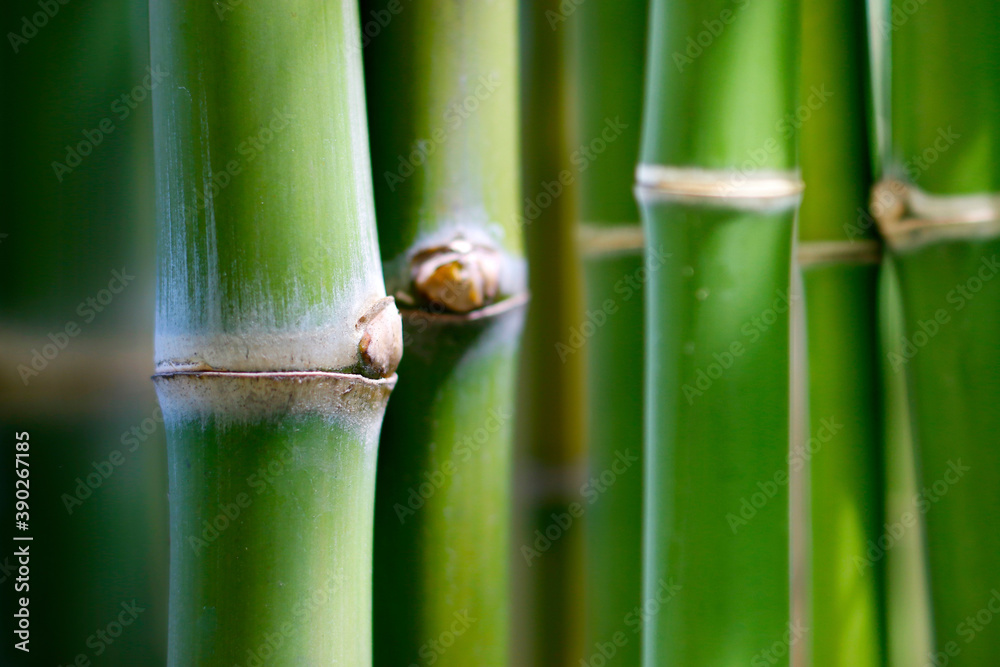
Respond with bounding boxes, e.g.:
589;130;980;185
574;1;647;661
887;1;1000;194
515;0;588;662
580;254;644;666
878;259;933;667
797;0;883;663
373;309;523;666
639;0;800;664
890;241;1000;665
576;0;647;228
641;0;799;170
640;202;794;666
801;263;883;667
798;0;870;244
157;374;388;666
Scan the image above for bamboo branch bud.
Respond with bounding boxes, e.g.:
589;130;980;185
410;239;502;314
356;297;403;378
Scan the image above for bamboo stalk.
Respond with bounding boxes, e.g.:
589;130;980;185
878;260;933;667
149;1;400;664
870;1;1000;663
636;1;801;664
359;1;525;664
1;0;166;662
797;0;884;663
573;0;648;663
515;0;589;663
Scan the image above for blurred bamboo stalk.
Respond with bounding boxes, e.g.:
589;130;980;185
878;260;934;667
360;0;525;664
573;0;648;664
869;1;1000;663
0;0;166;662
149;1;400;663
797;0;884;663
514;1;588;664
636;0;802;664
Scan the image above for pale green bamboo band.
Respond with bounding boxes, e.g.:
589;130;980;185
152;371;396;421
155;296;403;379
872;179;1000;250
577;224;644;257
635;165;804;210
797;240;882;268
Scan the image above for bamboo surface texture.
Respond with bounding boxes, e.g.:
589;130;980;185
361;0;525;664
515;0;589;663
574;0;648;665
873;1;1000;664
637;0;801;665
797;0;884;664
150;2;398;664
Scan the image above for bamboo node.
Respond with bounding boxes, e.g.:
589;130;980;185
357;297;403;378
577;224;644;256
871;179;1000;250
634;164;804;206
410;239;502;313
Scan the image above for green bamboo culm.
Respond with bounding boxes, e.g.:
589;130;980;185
797;0;884;663
870;1;1000;664
515;0;588;664
149;2;401;665
573;0;648;664
878;260;933;667
360;0;525;665
636;0;802;665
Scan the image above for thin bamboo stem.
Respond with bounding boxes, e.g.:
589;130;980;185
878;260;933;667
515;0;588;663
574;1;648;664
797;0;884;663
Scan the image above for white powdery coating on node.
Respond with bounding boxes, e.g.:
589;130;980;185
152;1;386;374
154;371;395;435
154;208;386;372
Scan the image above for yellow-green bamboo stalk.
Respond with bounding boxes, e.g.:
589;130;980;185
514;1;588;664
360;0;525;664
149;2;400;664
